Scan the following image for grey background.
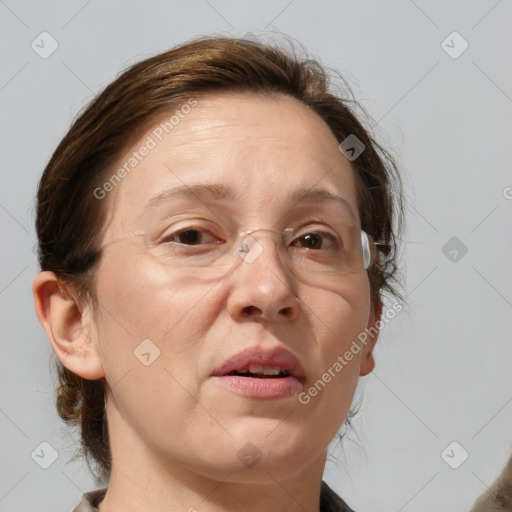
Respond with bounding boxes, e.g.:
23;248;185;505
1;1;511;510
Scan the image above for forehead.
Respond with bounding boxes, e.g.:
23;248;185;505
102;92;360;240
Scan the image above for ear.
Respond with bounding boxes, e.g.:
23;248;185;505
32;271;105;380
359;300;382;376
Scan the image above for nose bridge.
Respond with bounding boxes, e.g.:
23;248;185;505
227;227;300;321
232;228;303;290
235;228;287;268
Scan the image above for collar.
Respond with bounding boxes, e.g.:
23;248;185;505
72;480;355;512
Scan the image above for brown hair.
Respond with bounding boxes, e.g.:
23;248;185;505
35;35;404;482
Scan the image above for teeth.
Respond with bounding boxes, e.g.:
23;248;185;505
246;364;283;376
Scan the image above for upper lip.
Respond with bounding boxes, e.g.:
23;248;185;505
211;346;305;379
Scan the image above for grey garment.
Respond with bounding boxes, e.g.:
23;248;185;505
72;480;356;512
320;481;357;512
72;487;105;512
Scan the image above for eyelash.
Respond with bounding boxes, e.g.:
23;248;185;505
162;227;219;246
159;223;339;251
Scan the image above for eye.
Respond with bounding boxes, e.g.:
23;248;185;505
162;227;221;246
292;231;337;250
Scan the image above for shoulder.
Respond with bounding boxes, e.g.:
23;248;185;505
71;487;107;512
320;480;357;512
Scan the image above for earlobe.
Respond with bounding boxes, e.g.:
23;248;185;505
359;300;382;376
32;271;105;380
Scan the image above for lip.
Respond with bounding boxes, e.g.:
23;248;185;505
211;346;305;400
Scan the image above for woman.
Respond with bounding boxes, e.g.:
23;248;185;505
32;36;403;512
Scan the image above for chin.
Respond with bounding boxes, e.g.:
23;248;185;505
208;450;314;485
220;424;319;481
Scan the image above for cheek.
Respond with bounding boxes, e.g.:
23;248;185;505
92;253;226;399
92;256;223;445
299;275;370;412
306;273;371;346
95;254;214;339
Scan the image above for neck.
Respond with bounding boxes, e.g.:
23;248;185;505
97;407;327;512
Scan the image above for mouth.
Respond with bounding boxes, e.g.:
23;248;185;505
211;347;305;399
226;364;292;379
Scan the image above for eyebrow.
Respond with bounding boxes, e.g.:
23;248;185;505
290;187;356;220
143;183;236;212
143;183;357;219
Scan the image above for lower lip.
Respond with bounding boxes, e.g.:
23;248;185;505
212;375;303;399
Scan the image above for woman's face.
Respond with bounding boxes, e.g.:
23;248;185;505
89;92;378;482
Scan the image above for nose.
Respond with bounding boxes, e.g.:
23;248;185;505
226;230;301;322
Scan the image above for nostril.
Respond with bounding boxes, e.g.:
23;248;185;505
243;305;262;317
279;306;293;317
